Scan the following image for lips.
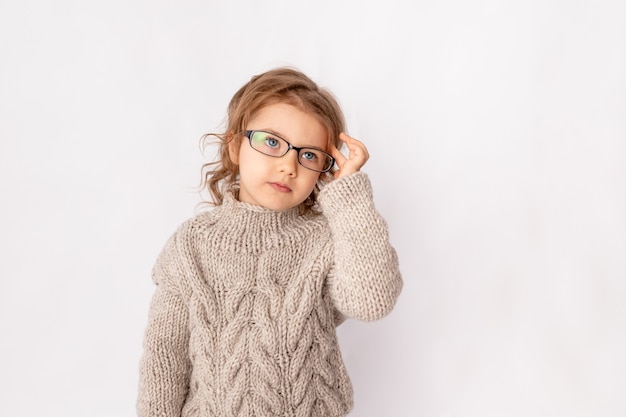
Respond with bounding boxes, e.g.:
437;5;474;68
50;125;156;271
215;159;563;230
269;182;292;192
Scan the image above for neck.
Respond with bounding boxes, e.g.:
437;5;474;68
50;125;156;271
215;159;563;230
202;193;322;255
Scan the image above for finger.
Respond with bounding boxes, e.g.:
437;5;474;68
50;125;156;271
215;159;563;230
330;144;347;166
340;133;367;155
340;133;369;162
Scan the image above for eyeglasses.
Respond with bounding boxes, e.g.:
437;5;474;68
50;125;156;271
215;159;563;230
244;130;335;173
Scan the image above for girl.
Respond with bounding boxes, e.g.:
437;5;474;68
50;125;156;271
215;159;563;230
137;67;403;417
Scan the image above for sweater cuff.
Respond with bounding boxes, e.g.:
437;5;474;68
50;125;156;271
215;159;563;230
317;171;373;216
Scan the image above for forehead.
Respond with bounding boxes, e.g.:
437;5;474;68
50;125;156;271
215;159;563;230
248;102;328;149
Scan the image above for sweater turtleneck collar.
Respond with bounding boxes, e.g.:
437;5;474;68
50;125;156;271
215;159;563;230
221;191;300;222
198;193;324;254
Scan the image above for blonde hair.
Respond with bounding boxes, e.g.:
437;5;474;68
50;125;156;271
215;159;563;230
200;67;346;213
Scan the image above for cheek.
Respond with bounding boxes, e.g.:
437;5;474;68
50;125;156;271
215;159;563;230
302;171;322;188
237;146;256;169
237;149;269;183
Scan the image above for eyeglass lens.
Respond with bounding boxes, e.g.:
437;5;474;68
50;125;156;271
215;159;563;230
249;131;332;172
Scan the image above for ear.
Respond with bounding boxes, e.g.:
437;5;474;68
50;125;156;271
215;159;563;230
228;135;240;165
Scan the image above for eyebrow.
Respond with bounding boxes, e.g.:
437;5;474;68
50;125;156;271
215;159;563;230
257;129;327;151
260;129;287;140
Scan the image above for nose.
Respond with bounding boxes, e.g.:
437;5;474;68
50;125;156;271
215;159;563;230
278;149;299;176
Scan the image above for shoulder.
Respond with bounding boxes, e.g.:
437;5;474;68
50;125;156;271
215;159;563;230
151;210;219;289
173;211;217;244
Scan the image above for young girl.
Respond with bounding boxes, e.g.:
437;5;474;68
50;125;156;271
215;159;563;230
137;67;403;417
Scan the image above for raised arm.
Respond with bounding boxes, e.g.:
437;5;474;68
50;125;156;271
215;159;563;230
319;165;403;321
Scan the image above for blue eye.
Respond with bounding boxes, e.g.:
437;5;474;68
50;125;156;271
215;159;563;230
265;138;280;148
301;151;318;161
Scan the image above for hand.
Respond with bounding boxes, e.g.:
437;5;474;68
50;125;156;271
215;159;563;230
330;133;370;179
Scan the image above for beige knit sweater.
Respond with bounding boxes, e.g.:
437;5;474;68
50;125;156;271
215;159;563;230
137;172;403;417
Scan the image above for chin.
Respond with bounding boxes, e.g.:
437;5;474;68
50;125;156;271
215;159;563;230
270;202;299;212
263;197;302;212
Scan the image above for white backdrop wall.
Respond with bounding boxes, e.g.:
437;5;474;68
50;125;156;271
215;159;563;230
1;1;624;416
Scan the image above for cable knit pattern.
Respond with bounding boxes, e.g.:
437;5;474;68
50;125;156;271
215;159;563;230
137;172;403;417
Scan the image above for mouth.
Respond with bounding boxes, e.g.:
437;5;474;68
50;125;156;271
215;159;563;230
268;182;292;193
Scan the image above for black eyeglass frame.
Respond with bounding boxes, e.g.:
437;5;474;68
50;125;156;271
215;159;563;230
244;130;335;173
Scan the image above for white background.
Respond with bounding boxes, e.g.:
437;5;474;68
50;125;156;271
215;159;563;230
1;1;625;416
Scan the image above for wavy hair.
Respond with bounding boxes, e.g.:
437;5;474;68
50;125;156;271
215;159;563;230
199;67;346;213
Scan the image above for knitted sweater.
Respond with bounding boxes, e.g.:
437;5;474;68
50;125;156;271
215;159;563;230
137;172;403;417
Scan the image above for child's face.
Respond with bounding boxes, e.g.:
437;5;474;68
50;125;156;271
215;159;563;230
229;102;327;211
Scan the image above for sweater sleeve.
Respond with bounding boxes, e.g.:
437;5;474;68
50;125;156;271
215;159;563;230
137;233;192;417
318;172;403;322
